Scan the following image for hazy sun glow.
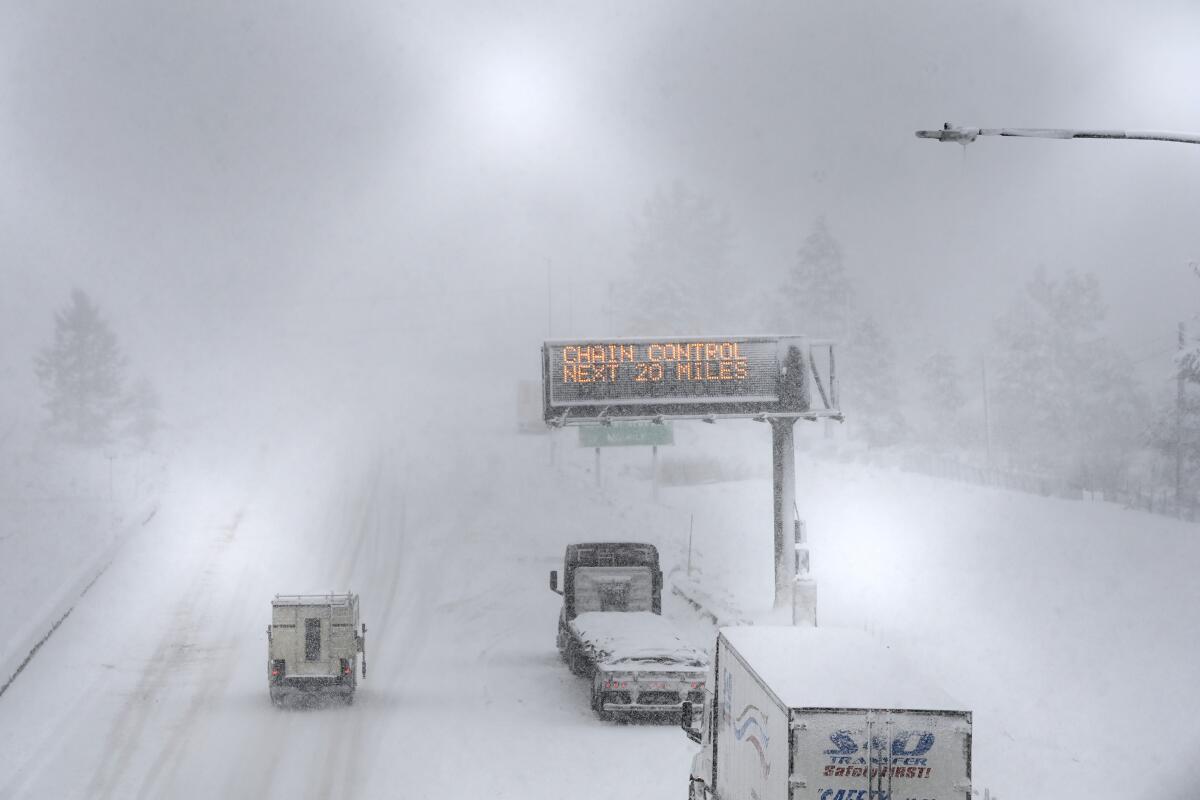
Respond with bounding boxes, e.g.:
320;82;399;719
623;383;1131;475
453;40;568;154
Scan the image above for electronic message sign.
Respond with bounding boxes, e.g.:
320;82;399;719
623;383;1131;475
543;336;825;424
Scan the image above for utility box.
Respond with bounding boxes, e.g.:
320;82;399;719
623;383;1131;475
267;593;366;707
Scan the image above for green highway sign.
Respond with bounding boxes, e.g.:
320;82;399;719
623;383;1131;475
578;421;674;448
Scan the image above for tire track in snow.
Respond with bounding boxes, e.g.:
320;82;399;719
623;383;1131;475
85;510;244;800
211;447;382;800
0;654;133;797
334;444;424;798
308;456;381;800
133;557;258;798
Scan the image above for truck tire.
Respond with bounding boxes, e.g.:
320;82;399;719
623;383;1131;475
591;685;615;722
270;689;284;708
593;696;610;722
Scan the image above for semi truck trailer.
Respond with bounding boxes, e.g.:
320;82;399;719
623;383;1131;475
549;542;708;720
682;626;971;800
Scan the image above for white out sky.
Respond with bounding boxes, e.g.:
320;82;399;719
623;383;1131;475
3;1;1199;421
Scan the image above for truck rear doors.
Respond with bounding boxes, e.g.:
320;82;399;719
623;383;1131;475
791;709;972;800
272;603;334;676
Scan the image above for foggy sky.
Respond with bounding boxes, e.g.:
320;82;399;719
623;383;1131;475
4;1;1200;424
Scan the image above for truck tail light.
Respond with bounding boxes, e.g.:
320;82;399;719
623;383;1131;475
271;660;285;681
340;658;351;675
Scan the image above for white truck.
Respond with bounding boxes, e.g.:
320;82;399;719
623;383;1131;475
682;627;972;800
267;593;366;707
550;542;708;720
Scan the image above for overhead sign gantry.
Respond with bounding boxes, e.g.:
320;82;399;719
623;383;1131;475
542;335;841;617
542;336;839;425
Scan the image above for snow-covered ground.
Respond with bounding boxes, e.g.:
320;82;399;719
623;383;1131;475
0;409;706;799
591;421;1200;798
1;408;1197;798
0;440;165;689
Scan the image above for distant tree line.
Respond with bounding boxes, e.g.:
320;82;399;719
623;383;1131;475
619;182;1190;505
34;288;160;451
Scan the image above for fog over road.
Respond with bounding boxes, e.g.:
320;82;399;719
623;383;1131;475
0;412;699;799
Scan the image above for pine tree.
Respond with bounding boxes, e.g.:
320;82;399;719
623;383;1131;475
990;268;1144;487
767;217;855;340
124;376;161;449
34;289;128;447
842;316;907;447
622;182;737;334
1145;387;1200;508
918;350;968;448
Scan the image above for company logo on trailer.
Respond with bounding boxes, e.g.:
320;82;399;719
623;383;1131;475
722;670;771;779
823;729;935;758
822;729;937;780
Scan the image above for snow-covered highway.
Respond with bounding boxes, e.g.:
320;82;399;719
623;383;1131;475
0;417;700;799
3;401;1200;799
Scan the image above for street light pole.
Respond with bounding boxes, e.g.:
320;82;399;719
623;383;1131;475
916;123;1200;147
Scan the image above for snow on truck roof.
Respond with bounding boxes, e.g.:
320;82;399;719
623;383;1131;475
574;612;707;667
721;626;966;712
272;593;357;606
565;542;659;567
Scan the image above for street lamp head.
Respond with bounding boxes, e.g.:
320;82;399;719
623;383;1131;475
915;122;979;145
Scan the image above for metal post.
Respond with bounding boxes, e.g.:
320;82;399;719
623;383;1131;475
651;445;659;502
792;514;817;626
595;446;601;488
770;418;797;608
981;357;993;467
687;514;694;576
1177;322;1185;516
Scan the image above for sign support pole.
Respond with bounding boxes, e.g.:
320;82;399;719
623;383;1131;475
770;418;797;608
651;445;659;501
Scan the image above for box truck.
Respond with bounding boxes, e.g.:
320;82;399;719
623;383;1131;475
267;593;366;706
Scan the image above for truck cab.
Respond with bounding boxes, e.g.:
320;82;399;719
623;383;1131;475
550;543;707;720
266;593;366;707
550;541;662;657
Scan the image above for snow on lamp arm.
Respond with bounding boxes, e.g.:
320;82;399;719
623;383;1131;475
916;122;1200;146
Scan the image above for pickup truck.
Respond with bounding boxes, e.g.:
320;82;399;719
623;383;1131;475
550;542;708;720
681;626;972;800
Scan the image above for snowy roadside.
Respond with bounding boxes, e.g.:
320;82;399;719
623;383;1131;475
0;443;167;692
553;419;1200;798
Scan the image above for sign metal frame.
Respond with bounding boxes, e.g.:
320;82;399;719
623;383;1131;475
542;335;840;426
